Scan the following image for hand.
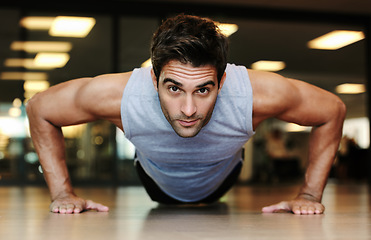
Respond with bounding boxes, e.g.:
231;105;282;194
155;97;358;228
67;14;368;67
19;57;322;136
50;194;109;214
261;195;325;215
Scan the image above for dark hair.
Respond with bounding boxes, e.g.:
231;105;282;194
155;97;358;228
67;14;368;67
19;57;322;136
150;14;229;85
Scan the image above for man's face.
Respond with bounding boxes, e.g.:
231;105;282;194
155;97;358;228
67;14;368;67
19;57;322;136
151;60;225;138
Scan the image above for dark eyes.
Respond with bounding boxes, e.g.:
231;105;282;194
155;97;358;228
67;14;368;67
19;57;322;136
169;86;180;92
197;88;209;94
168;86;209;95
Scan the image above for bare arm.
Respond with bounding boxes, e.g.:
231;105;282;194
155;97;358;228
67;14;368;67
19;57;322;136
26;72;131;213
249;69;346;214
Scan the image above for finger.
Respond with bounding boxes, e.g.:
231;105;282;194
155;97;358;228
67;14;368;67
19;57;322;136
315;204;325;214
58;205;68;214
299;205;309;215
293;204;323;215
50;203;60;213
307;206;315;215
262;201;290;213
315;208;323;214
65;204;75;214
51;206;60;213
73;203;84;213
86;200;109;212
291;205;302;215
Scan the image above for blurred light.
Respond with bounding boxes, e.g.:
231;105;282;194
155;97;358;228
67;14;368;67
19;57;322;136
141;58;152;68
8;107;22;117
286;123;311;132
336;83;366;94
251;60;286;72
62;125;86;138
5;58;33;67
19;16;55;30
34;53;70;68
0;72;48;81
4;58;55;70
94;136;104;145
24;80;50;92
0;117;27;138
24;152;39;164
217;23;238;37
49;16;96;38
12;98;22;108
77;150;85;159
308;30;365;50
0;138;9;151
116;128;136;160
10;41;72;53
343;117;369;148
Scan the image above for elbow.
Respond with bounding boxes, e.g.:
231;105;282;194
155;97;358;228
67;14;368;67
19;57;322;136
332;97;346;125
25;97;34;118
25;93;42;119
337;98;347;121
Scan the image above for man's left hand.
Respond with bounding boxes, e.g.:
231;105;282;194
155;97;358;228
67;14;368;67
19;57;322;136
261;196;325;215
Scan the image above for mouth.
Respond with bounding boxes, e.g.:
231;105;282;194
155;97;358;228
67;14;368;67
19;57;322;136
177;119;199;127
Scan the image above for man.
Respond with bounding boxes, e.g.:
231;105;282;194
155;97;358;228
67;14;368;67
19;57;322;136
26;14;346;214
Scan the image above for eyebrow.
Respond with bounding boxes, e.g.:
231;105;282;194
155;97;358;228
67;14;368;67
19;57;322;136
163;78;215;88
163;78;182;87
196;80;215;88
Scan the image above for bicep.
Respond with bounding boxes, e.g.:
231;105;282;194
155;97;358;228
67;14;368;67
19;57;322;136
276;79;341;127
28;78;98;127
251;70;343;128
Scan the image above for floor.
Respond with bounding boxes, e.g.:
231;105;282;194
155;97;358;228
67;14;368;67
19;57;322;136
0;181;370;240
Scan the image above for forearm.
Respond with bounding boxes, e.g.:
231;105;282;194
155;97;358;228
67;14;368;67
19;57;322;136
27;102;75;200
299;106;345;202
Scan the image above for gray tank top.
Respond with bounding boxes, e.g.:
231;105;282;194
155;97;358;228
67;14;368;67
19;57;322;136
121;64;254;202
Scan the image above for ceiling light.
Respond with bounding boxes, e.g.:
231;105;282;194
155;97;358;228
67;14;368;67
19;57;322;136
251;60;286;72
4;59;34;67
308;30;365;50
10;41;72;53
19;16;55;30
34;53;70;68
24;80;50;92
335;83;366;94
217;23;239;37
4;58;56;70
0;72;48;81
49;16;96;38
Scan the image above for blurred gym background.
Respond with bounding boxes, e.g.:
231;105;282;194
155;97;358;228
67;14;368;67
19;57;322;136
0;0;370;186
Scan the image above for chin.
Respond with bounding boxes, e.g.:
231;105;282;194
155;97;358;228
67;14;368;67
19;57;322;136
173;127;202;138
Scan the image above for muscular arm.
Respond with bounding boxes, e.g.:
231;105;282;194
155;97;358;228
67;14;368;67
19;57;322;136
26;72;131;213
249;70;346;214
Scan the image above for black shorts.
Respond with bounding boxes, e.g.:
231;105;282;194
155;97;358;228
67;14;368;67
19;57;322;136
135;161;242;204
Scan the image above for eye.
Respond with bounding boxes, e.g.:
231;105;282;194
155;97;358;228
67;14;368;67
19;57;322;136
169;86;180;92
197;88;209;94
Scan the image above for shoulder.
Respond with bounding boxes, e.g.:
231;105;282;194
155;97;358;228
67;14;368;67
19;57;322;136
248;69;299;104
78;71;132;96
76;71;132;117
247;69;301;127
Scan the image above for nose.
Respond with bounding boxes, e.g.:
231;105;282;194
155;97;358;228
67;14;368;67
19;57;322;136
181;94;197;117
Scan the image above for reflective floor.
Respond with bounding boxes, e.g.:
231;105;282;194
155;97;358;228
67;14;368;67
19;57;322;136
0;182;370;240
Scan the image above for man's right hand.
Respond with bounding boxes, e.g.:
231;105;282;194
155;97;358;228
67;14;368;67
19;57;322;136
50;194;109;214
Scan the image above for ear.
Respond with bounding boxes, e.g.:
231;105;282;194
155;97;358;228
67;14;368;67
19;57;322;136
150;68;159;92
217;72;227;94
